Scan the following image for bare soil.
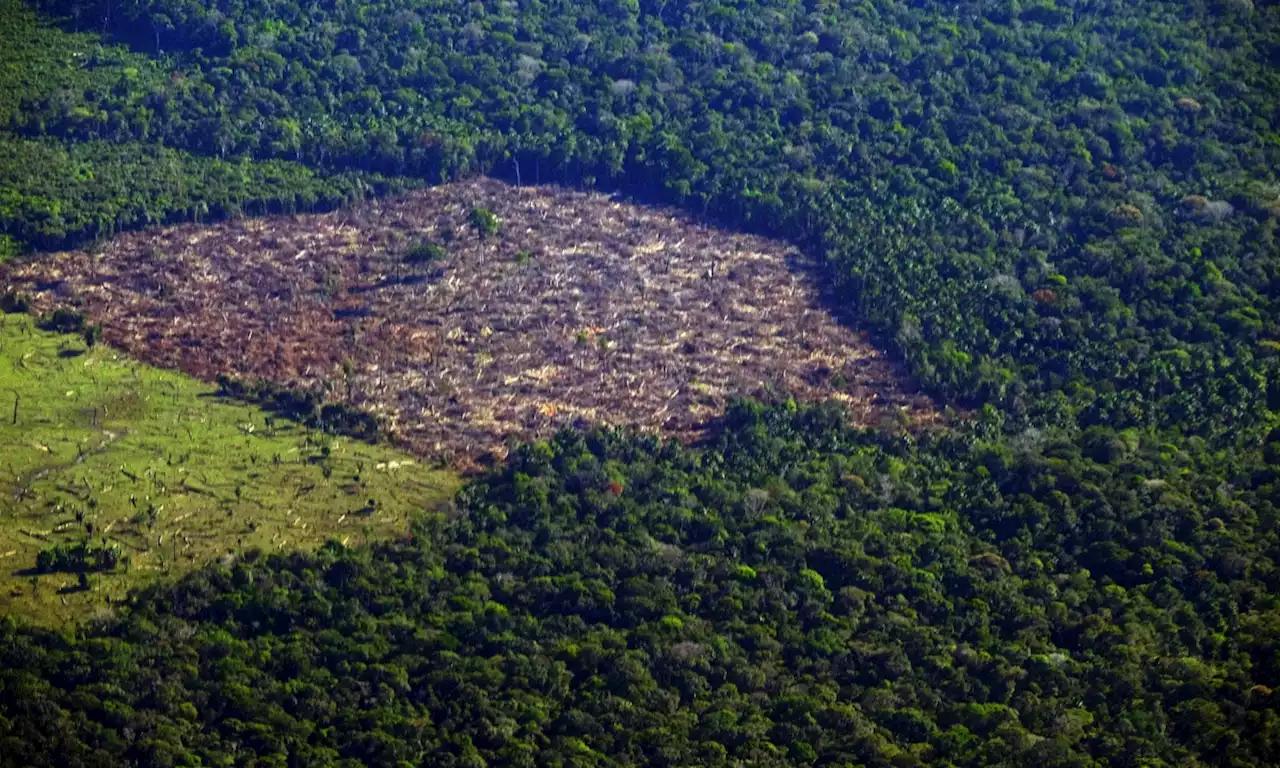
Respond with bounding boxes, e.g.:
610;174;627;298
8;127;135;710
2;178;939;465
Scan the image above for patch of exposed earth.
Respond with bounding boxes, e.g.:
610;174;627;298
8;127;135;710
2;178;939;464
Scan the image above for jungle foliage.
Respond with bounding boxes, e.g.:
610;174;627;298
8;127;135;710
2;403;1279;766
0;0;406;252
12;0;1280;437
1;0;1279;765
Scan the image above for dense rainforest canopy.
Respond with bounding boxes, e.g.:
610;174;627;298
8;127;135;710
12;0;1280;436
5;405;1280;766
0;0;405;260
0;0;1279;765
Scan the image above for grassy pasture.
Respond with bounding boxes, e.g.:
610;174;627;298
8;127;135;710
0;312;458;625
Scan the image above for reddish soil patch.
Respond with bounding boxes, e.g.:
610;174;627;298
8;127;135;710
2;178;938;464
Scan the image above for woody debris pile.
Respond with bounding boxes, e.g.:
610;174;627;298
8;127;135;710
3;179;939;465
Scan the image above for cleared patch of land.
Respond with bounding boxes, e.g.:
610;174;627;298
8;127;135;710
0;314;458;626
2;178;936;464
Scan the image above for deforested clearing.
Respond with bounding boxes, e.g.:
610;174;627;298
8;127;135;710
2;179;938;464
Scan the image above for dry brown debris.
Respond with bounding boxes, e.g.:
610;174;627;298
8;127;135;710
2;179;939;465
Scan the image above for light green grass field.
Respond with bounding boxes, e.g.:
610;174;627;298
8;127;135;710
0;312;459;625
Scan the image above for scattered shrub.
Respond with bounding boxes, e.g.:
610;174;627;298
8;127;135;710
39;307;88;334
468;207;500;237
35;540;121;574
0;290;31;314
405;241;446;265
216;375;380;442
